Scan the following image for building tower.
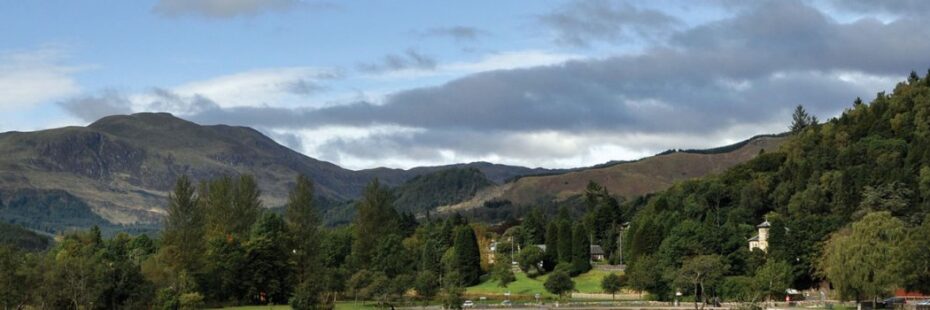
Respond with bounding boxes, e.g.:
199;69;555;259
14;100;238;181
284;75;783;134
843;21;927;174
748;220;771;252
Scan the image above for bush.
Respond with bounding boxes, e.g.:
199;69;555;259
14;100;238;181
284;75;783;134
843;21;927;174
290;280;328;310
178;292;204;310
544;270;575;299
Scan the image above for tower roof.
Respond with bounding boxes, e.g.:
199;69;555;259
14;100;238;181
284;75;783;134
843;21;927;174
757;220;771;228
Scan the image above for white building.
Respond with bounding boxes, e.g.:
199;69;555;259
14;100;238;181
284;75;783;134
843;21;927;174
748;220;771;252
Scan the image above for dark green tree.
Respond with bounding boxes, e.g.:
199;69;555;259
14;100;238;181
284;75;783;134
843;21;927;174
544;270;575;300
351;179;400;266
516;246;545;276
901;215;930;293
601;273;623;300
203;237;247;303
491;263;516;288
371;234;409;277
676;255;727;310
420;238;443;274
753;260;792;304
414;270;440;301
0;246;26;309
233;175;263;236
161;175;206;277
285;174;323;299
544;221;560;270
452;225;482;286
571;224;591;275
790;105;816;133
557;220;572;263
243;212;293;305
521;209;546;246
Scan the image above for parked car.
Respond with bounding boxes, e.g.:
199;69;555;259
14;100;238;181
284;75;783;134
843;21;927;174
501;300;512;307
463;300;475;308
875;297;906;309
915;300;930;306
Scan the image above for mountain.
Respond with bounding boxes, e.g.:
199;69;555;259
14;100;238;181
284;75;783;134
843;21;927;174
0;112;787;233
436;134;786;217
0;113;555;233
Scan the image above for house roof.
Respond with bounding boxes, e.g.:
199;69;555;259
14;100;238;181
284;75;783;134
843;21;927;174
757;220;771;228
535;244;547;251
590;245;605;255
748;235;759;241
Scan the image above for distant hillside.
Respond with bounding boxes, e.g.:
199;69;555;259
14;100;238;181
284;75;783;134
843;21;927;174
0;113;554;233
0;221;51;251
438;135;786;216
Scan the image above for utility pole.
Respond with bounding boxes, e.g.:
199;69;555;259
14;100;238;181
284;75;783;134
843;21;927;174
617;226;623;266
510;236;515;265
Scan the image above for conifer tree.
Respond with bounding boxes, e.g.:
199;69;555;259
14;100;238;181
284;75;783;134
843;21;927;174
232;175;263;237
452;226;482;286
351;179;400;266
571;224;591;275
162;175;205;275
285;174;324;307
545;221;560;270
557;220;572;263
790;105;816;133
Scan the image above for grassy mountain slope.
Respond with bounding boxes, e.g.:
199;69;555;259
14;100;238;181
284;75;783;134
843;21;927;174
438;135;786;215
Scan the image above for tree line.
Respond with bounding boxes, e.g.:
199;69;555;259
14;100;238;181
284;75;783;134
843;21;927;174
0;172;497;309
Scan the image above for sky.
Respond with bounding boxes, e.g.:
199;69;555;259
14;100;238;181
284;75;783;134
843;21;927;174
1;0;929;170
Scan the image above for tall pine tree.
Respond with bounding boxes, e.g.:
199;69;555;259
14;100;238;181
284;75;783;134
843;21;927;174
351;179;400;266
284;175;322;288
557;220;573;263
571;224;591;275
545;221;560;270
452;226;482;286
162;175;205;275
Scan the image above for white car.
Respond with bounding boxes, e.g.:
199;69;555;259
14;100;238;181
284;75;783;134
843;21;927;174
463;300;475;308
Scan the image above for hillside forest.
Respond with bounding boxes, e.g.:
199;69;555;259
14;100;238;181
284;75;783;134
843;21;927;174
2;72;930;309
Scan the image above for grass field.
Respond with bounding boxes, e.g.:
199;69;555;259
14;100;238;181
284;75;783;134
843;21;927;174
466;268;616;297
213;301;380;310
215;269;619;308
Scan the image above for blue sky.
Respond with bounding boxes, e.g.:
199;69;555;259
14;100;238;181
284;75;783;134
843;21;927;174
2;0;929;169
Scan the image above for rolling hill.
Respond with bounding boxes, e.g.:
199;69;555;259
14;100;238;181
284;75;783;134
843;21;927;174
0;112;785;233
0;113;556;233
437;135;786;215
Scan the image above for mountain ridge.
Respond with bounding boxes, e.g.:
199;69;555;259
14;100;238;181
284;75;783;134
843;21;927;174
0;113;560;232
0;112;784;233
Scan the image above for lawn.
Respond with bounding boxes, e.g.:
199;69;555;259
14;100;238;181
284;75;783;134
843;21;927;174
466;268;616;297
213;301;380;310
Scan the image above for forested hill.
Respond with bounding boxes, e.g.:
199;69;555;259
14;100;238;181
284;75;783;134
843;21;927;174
0;222;50;251
623;71;930;297
392;167;494;214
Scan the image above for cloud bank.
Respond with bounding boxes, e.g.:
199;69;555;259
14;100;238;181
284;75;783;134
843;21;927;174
61;0;930;169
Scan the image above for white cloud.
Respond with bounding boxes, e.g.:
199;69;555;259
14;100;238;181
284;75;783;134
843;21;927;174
170;67;338;108
0;47;85;110
360;50;583;81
